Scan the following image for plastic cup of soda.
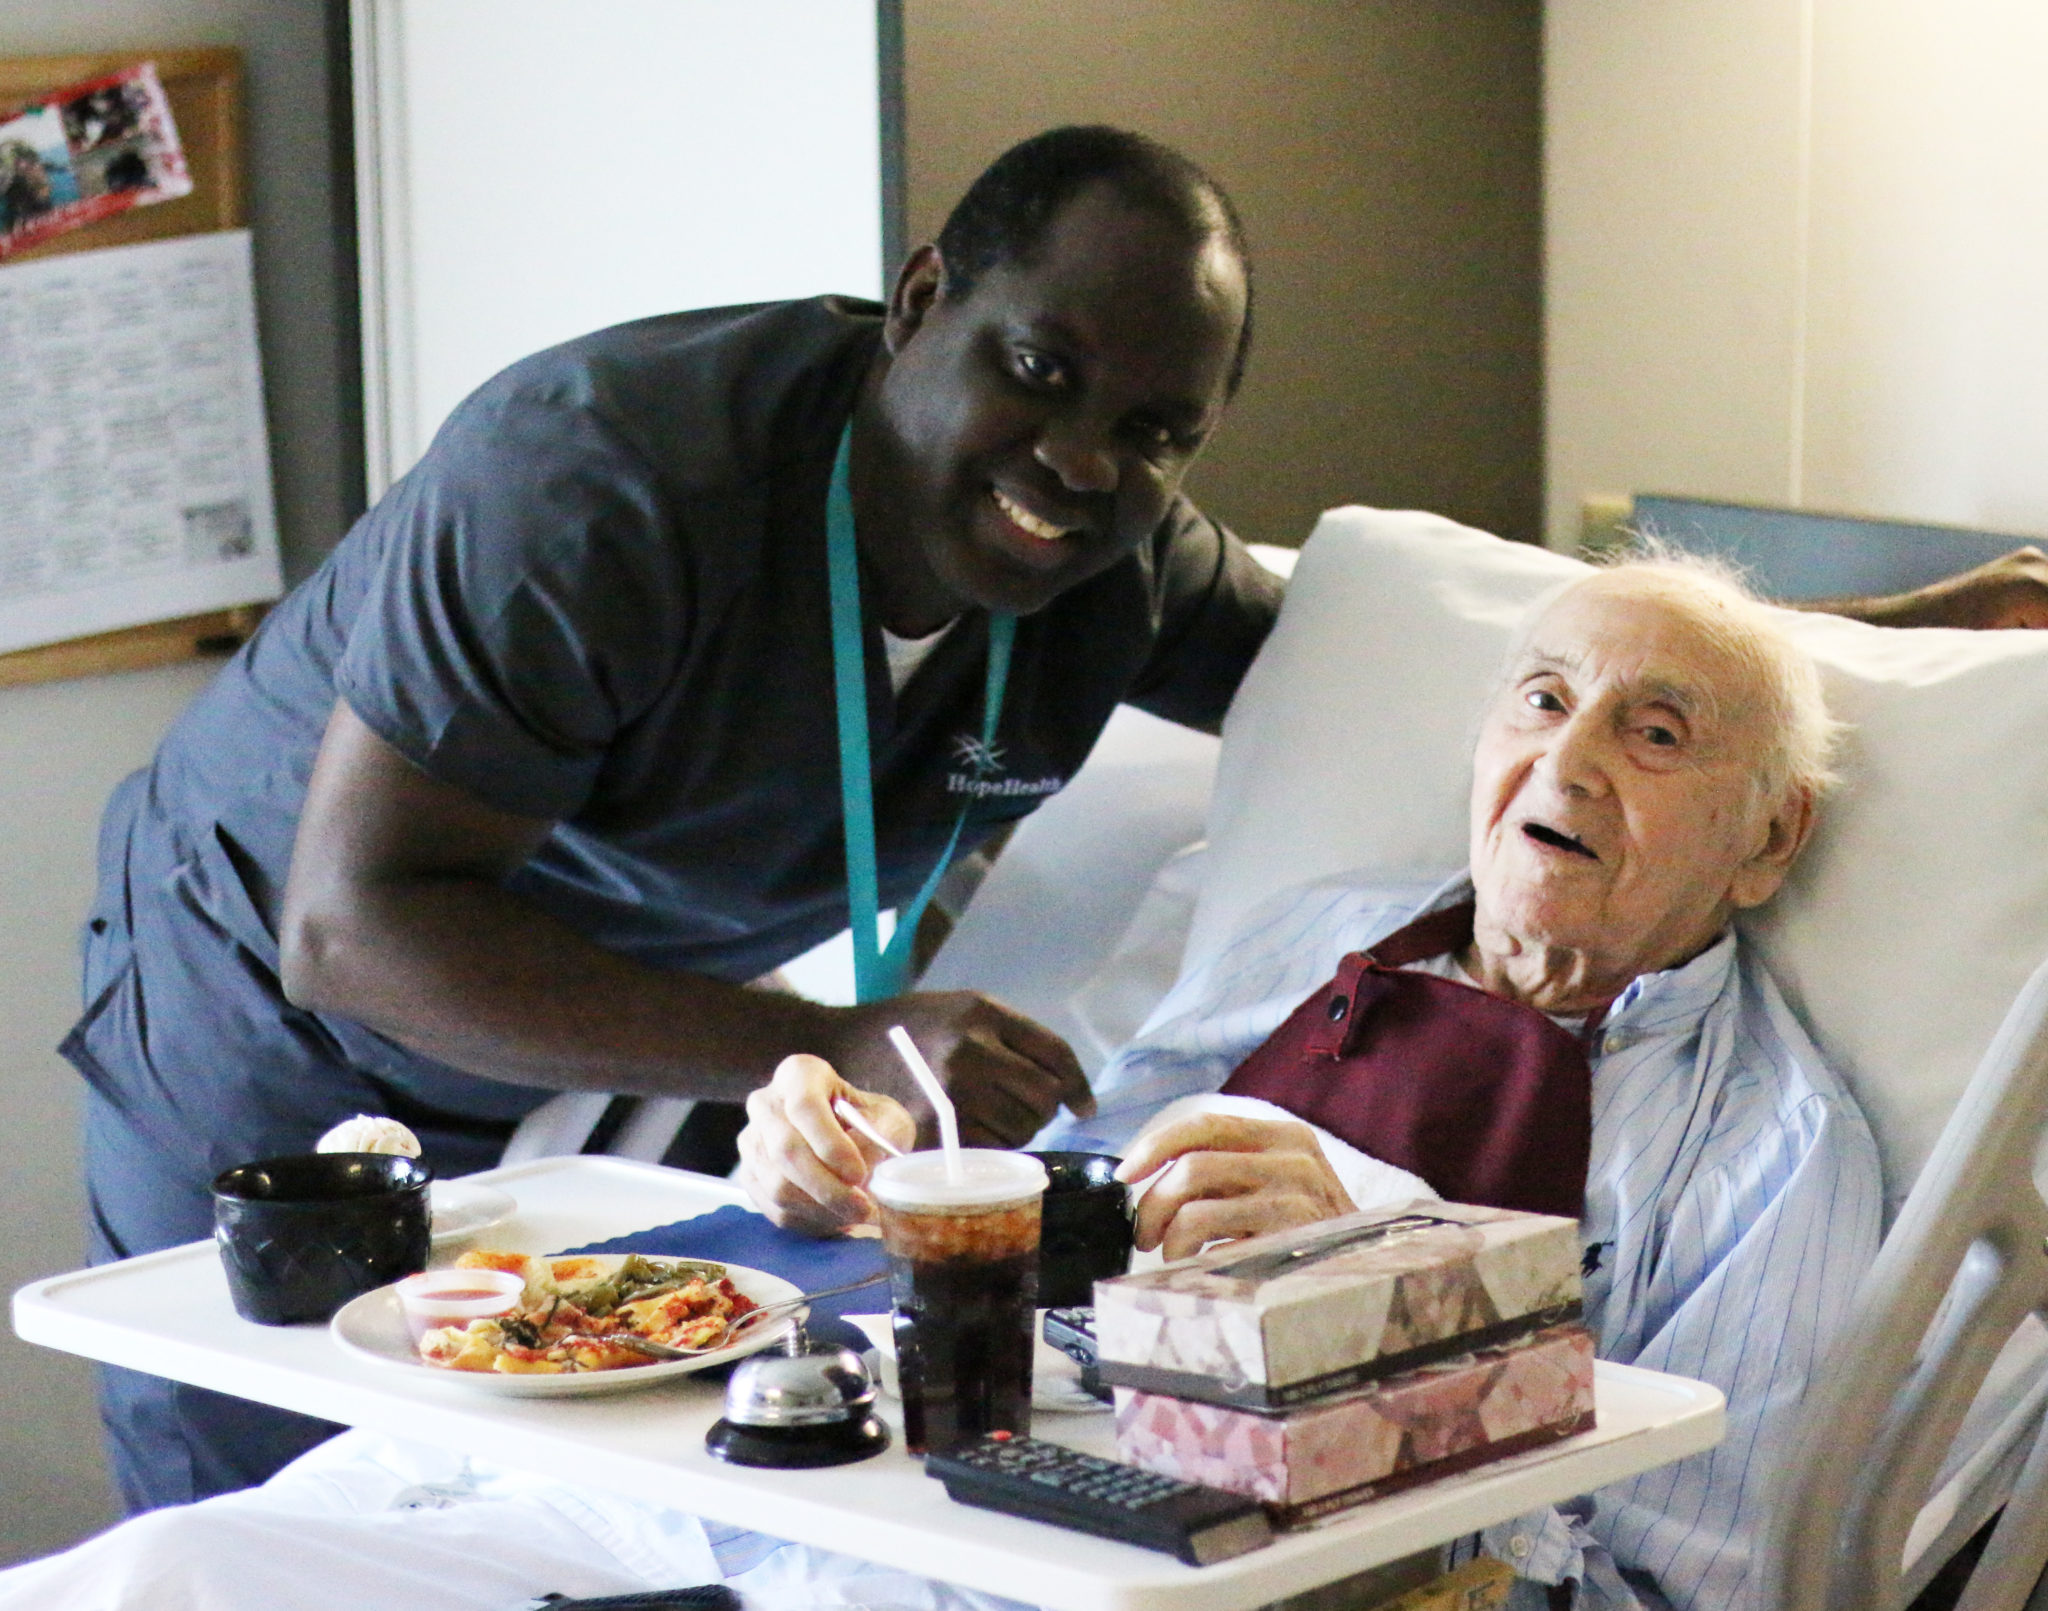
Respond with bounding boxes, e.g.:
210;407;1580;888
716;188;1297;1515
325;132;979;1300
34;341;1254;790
870;1150;1048;1455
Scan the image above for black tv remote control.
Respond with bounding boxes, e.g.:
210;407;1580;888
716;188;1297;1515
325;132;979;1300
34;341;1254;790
924;1432;1274;1567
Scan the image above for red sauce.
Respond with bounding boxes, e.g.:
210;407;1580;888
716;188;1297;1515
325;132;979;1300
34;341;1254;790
421;1287;513;1302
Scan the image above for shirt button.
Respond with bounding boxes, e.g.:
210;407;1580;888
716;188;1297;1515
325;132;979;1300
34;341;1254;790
1327;995;1348;1022
1602;1033;1625;1055
1509;1534;1532;1559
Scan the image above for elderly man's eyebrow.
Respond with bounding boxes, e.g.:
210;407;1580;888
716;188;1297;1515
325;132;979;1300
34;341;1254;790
1633;675;1712;719
1514;649;1716;718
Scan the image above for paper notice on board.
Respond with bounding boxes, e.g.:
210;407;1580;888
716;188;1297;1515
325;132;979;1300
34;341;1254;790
0;228;282;657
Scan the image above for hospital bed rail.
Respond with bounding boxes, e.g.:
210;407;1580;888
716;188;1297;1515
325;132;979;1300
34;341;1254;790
1761;953;2048;1611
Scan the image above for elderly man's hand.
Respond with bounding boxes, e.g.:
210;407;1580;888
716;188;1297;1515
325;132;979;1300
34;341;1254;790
736;1054;915;1236
1116;1113;1356;1262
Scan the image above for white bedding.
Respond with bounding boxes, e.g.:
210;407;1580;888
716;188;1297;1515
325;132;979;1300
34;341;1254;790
0;1430;1029;1611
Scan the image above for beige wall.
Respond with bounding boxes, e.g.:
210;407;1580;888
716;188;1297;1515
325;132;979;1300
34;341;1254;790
1547;0;2048;549
902;0;1544;548
0;663;217;1563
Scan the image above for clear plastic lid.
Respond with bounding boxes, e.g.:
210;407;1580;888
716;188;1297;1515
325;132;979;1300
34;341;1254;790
869;1150;1048;1212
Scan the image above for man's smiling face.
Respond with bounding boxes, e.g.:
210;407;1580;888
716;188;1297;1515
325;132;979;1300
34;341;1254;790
1467;577;1790;985
861;181;1246;627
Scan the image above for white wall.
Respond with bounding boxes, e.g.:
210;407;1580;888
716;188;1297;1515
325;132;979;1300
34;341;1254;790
1801;0;2048;532
0;0;353;1563
1547;0;2048;550
356;0;885;494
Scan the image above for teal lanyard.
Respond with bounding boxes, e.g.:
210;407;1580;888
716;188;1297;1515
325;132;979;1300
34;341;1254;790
825;424;1014;1003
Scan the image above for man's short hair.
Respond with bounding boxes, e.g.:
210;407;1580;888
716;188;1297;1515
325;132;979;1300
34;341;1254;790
936;125;1255;396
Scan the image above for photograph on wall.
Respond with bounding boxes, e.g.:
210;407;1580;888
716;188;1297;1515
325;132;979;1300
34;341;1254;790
0;62;192;261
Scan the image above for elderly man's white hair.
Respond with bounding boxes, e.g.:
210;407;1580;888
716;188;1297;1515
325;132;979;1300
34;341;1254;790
1499;544;1844;810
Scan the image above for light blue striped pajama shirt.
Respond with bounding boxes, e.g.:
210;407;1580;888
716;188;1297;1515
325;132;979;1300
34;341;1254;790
1040;871;1884;1611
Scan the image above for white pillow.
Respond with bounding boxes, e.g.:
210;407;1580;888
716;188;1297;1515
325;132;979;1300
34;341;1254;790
1193;507;2048;1214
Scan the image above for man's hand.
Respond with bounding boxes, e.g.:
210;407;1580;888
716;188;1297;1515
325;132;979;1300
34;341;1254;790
736;1054;916;1235
1817;546;2048;630
826;993;1095;1149
1115;1113;1355;1262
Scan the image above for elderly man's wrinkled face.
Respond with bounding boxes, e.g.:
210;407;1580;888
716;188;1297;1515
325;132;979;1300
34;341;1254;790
1469;582;1801;984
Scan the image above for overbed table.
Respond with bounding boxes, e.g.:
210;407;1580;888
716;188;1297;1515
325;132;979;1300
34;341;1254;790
13;1156;1723;1611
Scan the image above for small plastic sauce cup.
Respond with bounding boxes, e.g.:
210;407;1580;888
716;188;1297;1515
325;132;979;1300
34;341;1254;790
394;1268;526;1343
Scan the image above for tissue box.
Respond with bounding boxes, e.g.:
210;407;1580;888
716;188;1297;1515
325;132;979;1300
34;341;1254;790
1114;1323;1596;1527
1095;1200;1581;1409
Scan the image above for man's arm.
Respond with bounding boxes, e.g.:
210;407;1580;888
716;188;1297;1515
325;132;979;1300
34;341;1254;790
279;701;1093;1144
1801;546;2048;629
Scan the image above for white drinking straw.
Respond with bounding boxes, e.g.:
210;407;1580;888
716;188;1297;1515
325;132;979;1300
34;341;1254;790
887;1024;963;1183
833;1098;905;1158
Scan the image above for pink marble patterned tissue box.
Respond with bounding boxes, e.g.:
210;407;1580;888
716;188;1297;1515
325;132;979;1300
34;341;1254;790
1095;1200;1582;1409
1114;1323;1597;1526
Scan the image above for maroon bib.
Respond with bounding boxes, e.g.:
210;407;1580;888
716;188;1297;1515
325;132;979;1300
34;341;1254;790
1220;901;1595;1219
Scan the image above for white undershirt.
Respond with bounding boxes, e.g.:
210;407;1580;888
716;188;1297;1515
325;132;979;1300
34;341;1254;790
880;619;959;693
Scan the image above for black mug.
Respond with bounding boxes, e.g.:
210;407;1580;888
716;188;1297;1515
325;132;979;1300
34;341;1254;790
1030;1151;1135;1309
213;1152;433;1325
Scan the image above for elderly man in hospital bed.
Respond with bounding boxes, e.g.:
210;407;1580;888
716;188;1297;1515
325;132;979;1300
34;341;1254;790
750;553;1881;1611
0;555;1879;1611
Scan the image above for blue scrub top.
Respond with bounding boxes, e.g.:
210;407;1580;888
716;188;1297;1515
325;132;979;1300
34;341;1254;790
64;296;1281;1173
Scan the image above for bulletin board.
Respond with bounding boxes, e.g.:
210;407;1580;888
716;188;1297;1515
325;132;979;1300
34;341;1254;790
0;47;266;692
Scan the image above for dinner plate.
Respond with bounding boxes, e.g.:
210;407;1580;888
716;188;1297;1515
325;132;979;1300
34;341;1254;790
428;1180;517;1246
330;1255;804;1396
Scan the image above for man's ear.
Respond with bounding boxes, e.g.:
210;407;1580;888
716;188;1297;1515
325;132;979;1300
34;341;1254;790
883;244;947;356
1728;784;1818;910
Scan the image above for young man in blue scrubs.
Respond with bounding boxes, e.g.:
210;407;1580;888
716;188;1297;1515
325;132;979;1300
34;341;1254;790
64;126;1277;1510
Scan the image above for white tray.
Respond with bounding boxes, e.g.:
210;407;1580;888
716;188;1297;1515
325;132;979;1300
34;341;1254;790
12;1155;1723;1611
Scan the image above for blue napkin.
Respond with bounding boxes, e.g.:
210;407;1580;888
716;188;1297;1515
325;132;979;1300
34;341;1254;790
569;1204;889;1321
